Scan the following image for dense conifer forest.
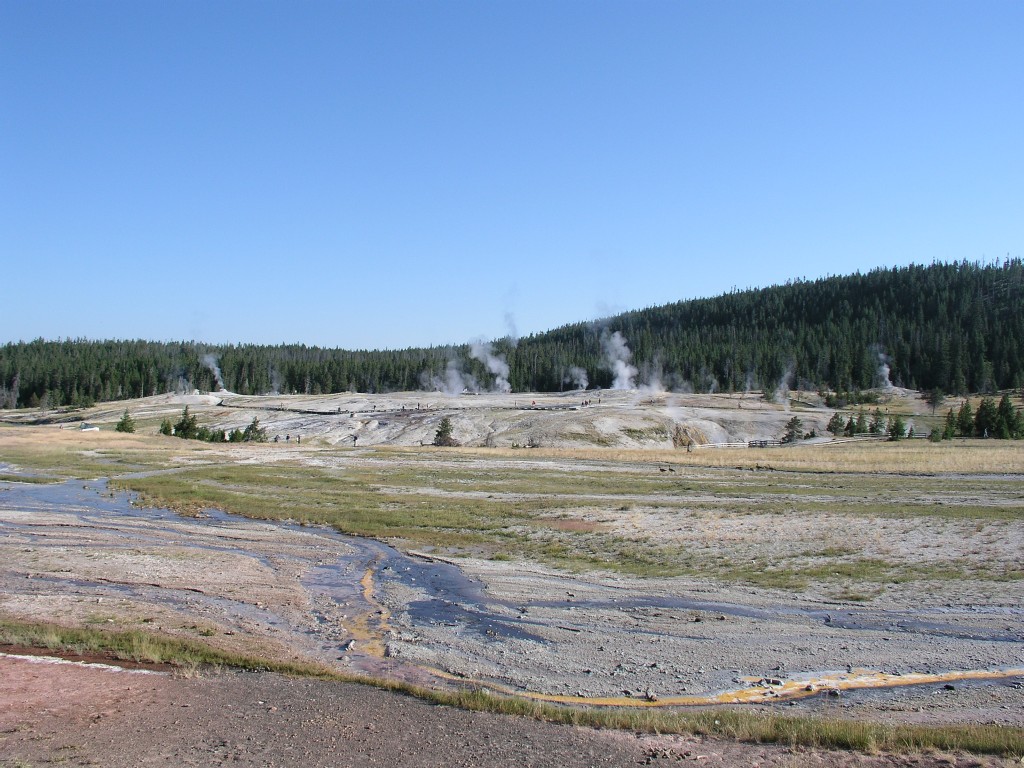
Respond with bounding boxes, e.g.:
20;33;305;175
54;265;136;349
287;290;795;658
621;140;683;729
2;260;1021;409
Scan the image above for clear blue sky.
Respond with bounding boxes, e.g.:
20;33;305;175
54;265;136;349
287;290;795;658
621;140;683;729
2;1;1021;350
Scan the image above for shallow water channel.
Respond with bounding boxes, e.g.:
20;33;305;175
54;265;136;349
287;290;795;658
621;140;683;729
2;476;1022;709
1;478;535;635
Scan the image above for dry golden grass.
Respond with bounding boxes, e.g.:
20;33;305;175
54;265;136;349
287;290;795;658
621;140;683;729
440;440;1024;475
7;421;1017;480
0;424;157;451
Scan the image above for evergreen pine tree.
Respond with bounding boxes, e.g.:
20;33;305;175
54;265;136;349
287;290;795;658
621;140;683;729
956;401;974;437
855;410;868;434
888;414;907;441
173;406;199;439
433;416;458;447
995;393;1021;439
826;412;845;436
242;417;268;442
974;397;998;438
782;415;803;443
869;408;886;435
115;410;136;433
943;408;956;440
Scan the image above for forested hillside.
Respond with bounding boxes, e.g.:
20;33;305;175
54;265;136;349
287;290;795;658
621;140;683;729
2;260;1021;408
511;259;1023;394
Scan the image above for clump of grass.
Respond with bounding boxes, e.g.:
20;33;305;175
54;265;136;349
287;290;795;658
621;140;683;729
0;617;331;674
0;473;62;484
437;690;1024;757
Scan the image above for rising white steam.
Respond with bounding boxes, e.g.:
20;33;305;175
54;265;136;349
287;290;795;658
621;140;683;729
564;366;589;390
470;340;512;393
639;357;692;394
504;312;520;346
601;331;638;390
875;348;895;390
420;360;480;396
772;365;794;407
269;367;283;395
639;359;665;394
744;371;756;394
701;368;720;394
202;354;225;391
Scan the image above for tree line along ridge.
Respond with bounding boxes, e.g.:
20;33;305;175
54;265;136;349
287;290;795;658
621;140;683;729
1;260;1021;410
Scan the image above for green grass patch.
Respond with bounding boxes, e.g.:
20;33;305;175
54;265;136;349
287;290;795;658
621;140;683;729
0;473;62;484
622;426;669;441
105;462;1024;584
0;449;132;479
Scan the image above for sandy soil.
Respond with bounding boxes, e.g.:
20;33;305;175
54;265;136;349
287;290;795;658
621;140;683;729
2;654;1016;768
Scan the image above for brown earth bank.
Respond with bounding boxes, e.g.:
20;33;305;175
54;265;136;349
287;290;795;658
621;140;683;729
1;655;1015;768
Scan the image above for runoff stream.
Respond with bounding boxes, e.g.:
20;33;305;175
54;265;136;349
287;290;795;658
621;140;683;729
1;476;1021;709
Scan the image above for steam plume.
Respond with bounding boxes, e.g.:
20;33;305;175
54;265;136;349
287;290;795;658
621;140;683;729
601;331;638;390
269;367;283;395
420;360;479;396
202;354;225;391
470;340;512;393
875;347;895;390
564;366;589;390
772;365;794;407
504;312;520;346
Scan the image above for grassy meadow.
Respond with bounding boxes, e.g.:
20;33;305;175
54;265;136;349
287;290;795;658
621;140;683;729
1;425;1021;588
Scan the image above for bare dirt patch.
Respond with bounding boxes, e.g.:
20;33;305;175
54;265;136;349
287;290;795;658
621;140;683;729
1;656;1015;768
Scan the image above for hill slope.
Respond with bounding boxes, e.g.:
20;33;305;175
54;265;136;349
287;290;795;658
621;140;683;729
1;260;1021;408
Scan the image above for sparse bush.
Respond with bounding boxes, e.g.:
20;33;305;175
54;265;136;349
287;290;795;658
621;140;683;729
825;390;880;408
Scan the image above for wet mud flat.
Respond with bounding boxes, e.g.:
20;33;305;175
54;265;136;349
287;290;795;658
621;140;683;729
0;478;1022;726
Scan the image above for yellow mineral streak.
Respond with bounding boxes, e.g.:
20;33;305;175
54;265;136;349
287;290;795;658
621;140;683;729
354;562;1024;708
344;558;392;657
505;667;1024;707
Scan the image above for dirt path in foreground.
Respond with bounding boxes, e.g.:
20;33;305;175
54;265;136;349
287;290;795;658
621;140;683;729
1;655;1015;768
